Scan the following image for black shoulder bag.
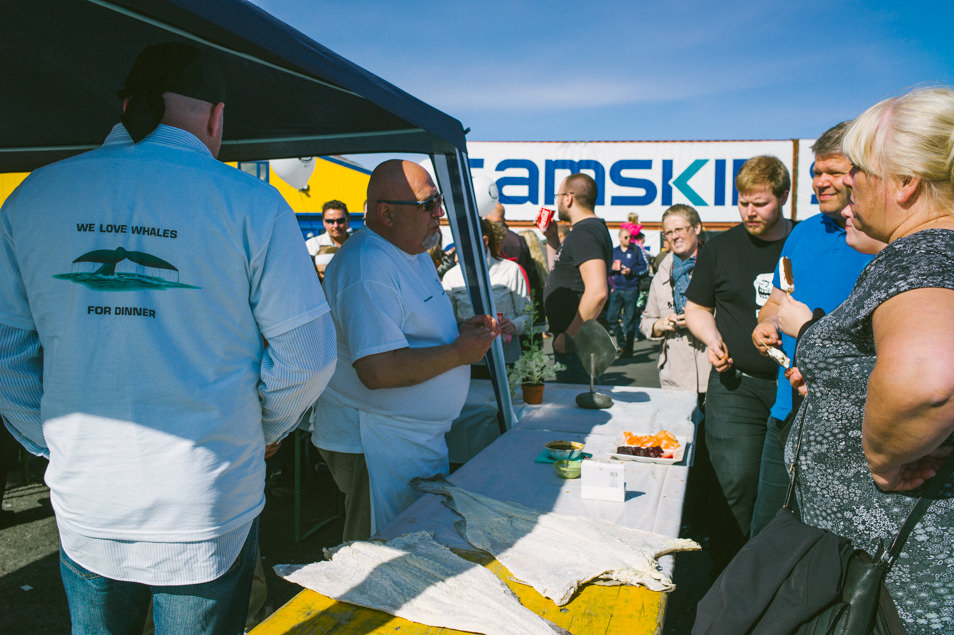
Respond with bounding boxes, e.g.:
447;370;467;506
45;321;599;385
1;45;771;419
693;416;954;635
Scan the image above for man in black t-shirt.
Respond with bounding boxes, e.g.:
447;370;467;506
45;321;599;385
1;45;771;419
684;155;794;562
543;173;613;383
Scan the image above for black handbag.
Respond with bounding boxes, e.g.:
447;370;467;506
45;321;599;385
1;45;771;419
693;415;954;635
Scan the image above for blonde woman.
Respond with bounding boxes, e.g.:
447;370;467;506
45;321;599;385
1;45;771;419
787;87;954;632
639;205;709;393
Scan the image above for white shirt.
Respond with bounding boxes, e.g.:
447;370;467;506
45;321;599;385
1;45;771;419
312;227;468;452
305;230;348;256
442;253;530;362
0;124;334;584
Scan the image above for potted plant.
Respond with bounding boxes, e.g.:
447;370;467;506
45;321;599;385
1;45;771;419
507;295;565;404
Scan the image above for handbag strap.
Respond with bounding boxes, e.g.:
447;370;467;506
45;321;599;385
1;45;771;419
785;409;954;571
782;408;807;510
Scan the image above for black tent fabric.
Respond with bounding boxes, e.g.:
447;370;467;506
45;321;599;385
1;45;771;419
0;0;467;170
0;0;515;429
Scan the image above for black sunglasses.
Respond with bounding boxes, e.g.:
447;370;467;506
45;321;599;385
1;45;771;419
377;193;444;214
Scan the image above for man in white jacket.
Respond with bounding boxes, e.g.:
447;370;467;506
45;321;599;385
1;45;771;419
0;43;335;633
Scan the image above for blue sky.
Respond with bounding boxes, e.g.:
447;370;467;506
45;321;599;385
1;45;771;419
249;1;954;142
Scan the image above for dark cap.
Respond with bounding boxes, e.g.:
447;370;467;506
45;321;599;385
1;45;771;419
118;42;226;143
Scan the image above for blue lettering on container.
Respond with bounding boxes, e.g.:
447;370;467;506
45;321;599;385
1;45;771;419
714;159;726;206
809;160;818;205
496;159;539;205
671;159;708;206
662;160;674;206
732;159;748;206
473;155;760;210
609;160;656;205
544;160;605;206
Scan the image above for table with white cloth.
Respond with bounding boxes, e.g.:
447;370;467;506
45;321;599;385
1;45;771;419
253;381;700;635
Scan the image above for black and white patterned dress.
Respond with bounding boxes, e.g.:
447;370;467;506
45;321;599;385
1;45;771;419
785;229;954;633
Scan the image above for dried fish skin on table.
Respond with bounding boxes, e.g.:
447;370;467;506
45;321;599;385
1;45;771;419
274;531;570;635
412;476;700;606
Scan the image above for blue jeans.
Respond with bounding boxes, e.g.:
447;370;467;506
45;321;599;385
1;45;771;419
750;415;795;536
605;288;639;342
60;518;259;635
704;369;776;539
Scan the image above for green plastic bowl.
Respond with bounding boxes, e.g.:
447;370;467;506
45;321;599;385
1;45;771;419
554;458;583;479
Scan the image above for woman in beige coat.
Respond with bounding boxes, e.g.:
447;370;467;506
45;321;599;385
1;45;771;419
639;205;710;395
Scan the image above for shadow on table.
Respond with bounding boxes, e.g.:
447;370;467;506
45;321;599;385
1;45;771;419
603;390;651;404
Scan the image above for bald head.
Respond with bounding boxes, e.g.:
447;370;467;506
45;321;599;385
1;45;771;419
120;92;224;157
367;160;418;213
366;160;444;254
486;202;505;222
162;93;225;156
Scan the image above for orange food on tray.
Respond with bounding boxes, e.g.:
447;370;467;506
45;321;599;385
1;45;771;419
622;430;680;452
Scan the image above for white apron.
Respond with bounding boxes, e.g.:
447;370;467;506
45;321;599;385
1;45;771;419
359;410;452;534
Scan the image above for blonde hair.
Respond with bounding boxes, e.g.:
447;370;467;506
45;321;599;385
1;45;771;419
661;204;701;228
735;155;790;199
519;229;549;285
843;87;954;207
481;218;505;259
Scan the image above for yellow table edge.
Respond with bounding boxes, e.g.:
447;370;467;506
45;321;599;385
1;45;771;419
251;552;667;634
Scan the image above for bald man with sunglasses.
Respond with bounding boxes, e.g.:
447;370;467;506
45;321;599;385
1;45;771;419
310;160;503;539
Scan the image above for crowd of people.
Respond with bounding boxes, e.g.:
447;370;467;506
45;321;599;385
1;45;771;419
680;101;953;631
1;40;953;634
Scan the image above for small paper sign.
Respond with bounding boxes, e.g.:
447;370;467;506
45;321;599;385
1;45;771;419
580;460;625;502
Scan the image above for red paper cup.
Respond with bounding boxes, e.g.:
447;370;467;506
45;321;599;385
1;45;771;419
536;207;555;232
496;312;511;343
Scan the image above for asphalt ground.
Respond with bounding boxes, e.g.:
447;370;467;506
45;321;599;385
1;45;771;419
0;337;715;634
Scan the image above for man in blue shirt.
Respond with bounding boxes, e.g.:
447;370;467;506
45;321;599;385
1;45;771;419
0;43;335;633
748;122;874;535
605;222;649;356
